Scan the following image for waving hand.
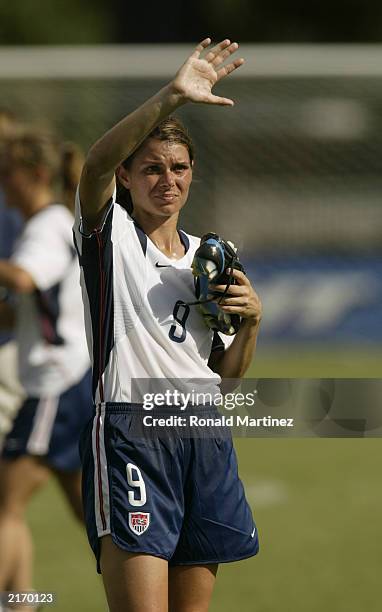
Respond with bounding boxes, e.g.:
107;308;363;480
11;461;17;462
79;37;244;228
172;38;244;107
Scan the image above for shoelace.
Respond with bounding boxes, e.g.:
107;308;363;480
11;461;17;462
180;251;239;308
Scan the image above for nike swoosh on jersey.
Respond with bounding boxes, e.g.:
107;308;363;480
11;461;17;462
155;262;172;268
251;526;256;538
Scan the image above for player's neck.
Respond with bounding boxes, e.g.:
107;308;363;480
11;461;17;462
133;213;184;259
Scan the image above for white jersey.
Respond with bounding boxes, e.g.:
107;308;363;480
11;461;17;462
73;189;230;405
11;204;90;396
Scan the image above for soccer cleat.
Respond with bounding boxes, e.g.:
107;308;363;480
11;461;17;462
191;233;246;335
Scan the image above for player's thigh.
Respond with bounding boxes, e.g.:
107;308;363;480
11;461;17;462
0;456;50;514
169;564;218;612
100;534;168;612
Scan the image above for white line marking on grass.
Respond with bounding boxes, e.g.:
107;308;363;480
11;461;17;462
246;480;289;507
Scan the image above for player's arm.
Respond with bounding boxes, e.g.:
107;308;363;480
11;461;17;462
80;37;244;230
208;269;262;380
0;260;36;293
6;209;75;297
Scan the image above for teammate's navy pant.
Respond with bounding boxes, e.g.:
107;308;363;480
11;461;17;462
2;370;93;471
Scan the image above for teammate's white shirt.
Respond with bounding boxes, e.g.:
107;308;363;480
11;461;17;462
73;189;231;405
11;204;90;396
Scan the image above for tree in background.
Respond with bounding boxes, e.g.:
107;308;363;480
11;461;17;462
1;0;382;44
113;0;382;42
0;0;112;44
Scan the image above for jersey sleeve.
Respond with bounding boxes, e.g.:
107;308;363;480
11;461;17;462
11;207;74;291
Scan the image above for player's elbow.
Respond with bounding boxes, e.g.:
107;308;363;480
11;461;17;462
11;268;36;293
81;152;115;200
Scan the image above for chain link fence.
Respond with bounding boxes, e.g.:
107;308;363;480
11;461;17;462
2;64;382;256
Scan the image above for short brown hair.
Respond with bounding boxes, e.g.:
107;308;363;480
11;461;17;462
123;116;194;168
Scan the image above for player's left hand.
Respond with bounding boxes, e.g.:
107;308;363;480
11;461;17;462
209;268;262;323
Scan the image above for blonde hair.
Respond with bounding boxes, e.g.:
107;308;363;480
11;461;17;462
0;128;84;212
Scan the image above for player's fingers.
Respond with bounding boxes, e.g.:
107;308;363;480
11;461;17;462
210;284;244;295
225;268;249;284
216;296;248;306
210;42;239;67
205;94;234;107
216;58;245;80
190;37;212;58
217;304;247;313
204;39;231;63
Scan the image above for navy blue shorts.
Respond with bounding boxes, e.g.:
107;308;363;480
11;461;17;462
2;370;93;472
80;403;259;572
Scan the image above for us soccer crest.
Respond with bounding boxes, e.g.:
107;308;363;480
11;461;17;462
129;512;150;535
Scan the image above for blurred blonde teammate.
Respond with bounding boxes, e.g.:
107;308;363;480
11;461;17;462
0;129;92;611
0;110;24;446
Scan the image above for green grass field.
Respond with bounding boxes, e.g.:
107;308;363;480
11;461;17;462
252;344;382;377
25;347;382;611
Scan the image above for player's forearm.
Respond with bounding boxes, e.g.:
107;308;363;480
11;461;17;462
214;317;261;380
0;261;35;293
85;84;186;176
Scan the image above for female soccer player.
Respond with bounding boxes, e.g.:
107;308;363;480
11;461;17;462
0;129;92;608
75;38;262;612
0;110;23;443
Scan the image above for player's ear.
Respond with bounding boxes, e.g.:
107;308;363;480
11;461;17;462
116;165;131;189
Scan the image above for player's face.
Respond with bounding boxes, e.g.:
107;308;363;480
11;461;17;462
0;165;36;211
120;139;193;218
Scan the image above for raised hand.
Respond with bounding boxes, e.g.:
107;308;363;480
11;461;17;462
171;38;244;107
